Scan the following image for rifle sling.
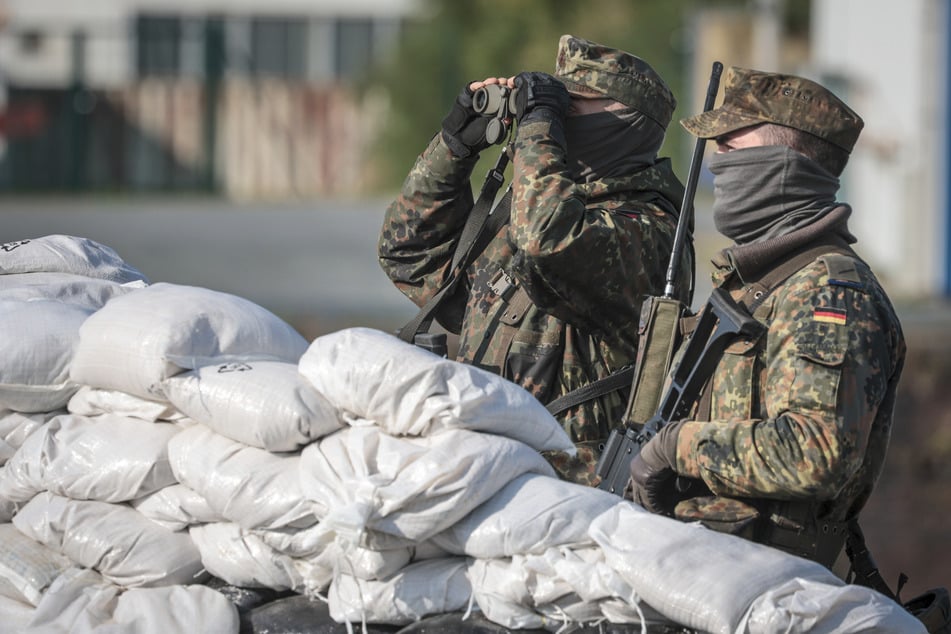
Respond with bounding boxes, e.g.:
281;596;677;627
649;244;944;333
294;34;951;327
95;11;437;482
397;187;512;344
546;365;636;417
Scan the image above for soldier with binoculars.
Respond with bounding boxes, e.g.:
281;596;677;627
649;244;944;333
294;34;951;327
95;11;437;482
378;35;691;484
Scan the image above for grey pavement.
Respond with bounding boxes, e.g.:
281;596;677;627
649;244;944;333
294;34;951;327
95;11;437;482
0;195;419;337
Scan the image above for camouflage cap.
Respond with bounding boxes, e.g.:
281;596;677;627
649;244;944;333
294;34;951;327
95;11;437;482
554;34;676;128
680;66;864;152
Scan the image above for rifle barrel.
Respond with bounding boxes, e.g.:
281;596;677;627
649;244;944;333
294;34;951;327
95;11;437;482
663;61;723;299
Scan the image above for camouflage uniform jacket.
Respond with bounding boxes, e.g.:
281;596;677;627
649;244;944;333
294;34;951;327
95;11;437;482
379;120;689;484
672;215;906;550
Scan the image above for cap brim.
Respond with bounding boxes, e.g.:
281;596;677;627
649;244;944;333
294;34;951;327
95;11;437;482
680;106;767;139
558;77;605;99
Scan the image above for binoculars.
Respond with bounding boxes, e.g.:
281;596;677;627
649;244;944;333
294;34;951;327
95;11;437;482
473;84;519;145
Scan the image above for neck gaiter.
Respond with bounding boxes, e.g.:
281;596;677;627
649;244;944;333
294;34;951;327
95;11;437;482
708;145;842;244
564;107;664;183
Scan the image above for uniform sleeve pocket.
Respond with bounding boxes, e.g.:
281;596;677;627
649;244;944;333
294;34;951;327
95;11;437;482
794;318;847;366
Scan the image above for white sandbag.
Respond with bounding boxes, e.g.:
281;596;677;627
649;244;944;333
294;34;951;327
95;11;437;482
0;523;73;606
0;271;144;308
131;483;222;531
67;385;182;422
13;492;205;588
254;522;414;580
300;426;555;543
168;424;316;530
590;503;842;634
741;576;925;634
431;473;621;558
0;298;92;413
190;522;303;592
468;546;656;630
163;360;342;452
312;540;413;585
26;567;238;634
328;558;471;625
0;409;58;466
299;327;574;453
0;593;34;632
0;235;148;283
0;414;180;504
246;523;421;597
70;282;309;400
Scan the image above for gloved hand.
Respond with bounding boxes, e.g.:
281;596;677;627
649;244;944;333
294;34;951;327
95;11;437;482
441;83;493;159
511;71;571;125
629;420;684;516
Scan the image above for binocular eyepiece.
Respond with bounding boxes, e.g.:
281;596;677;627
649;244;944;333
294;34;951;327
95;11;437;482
472;84;519;145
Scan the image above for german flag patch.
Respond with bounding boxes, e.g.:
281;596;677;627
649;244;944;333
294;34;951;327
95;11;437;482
814;307;847;325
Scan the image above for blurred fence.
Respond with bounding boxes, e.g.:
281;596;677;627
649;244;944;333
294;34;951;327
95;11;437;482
0;79;382;198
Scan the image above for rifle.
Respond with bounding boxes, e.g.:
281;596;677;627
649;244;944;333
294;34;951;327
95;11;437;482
595;61;726;495
596;287;764;494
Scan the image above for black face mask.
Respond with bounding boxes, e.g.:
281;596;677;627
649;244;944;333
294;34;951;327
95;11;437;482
563;108;664;183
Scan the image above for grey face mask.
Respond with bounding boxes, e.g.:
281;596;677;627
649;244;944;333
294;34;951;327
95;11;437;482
708;145;841;244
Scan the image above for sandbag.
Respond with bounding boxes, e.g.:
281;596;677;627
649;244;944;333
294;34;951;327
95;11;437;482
131;483;222;531
589;503;844;634
0;271;144;310
67;385;183;422
741;576;926;634
431;473;621;558
190;522;303;592
168;424;316;531
70;282;308;400
163;360;342;452
468;546;653;631
299;327;574;453
25;567;238;634
0;409;58;466
0;235;148;283
328;558;471;626
253;522;414;589
0;593;34;632
299;426;555;544
0;414;180;505
0;298;92;413
13;492;205;588
0;523;73;606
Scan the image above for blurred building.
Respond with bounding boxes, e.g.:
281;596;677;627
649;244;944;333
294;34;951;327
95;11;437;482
686;0;949;300
0;0;417;197
811;0;949;297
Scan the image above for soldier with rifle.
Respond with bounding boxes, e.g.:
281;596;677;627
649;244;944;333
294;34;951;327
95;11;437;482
593;66;951;625
378;35;692;485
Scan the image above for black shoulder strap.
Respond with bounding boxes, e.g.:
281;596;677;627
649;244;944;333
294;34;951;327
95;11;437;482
398;149;512;344
846;519;907;603
742;238;857;313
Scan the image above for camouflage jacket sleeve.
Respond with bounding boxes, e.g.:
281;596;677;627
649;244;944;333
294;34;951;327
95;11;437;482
377;133;481;330
507;119;674;338
674;260;904;501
